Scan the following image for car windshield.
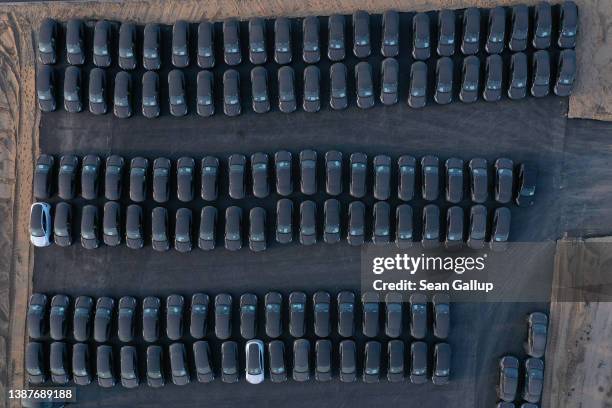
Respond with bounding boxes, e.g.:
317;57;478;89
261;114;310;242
465;34;478;43
29;304;43;313
277;224;291;233
148;370;162;379
143;96;158;107
301;225;315;235
251;232;265;242
352;163;366;170
251;42;265;53
198;95;212;105
505;367;519;378
325;224;339;233
365;367;379;374
144;48;158;59
411;84;426;97
276;161;290;169
168;306;182;315
154;168;168;177
521;185;536;196
198;46;213;57
271;365;285;374
226;231;240;240
132;168;146;176
266;303;280;312
225;94;239;105
67;43;81;54
107;165;120;174
94;45;108;56
253;93;268;102
36;164;50;173
440;34;454;44
384;37;398;46
51;306;66;316
304;42;319;52
217;305;230;315
203;166;217;174
415;38;430;48
487;79;502;90
115;96;129;107
339;303;353;312
83;164;97;173
178;167;192;175
304;91;319;101
64;91;79;102
280;90;294;102
176;233;190;243
89;93;104;104
127;229;141;239
329;39;343;49
152;231;166;241
437;368;450;376
193;304;207;313
173;45;187;56
38;90;52;100
315;303;329;312
119;47;134;58
143;307;158;316
437;82;452;93
364;303;378;312
383;82;397;93
39;42;53;53
170;95;185;106
399;231;413;240
226;44;239;53
291;303;305;312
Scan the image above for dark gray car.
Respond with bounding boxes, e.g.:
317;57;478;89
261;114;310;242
433;293;451;339
63;66;82;113
382;10;400;56
302;16;320;63
508;52;528;100
315;339;332;382
221;341;238;383
251;66;270;113
66;19;85;65
142;296;161;343
175;208;193;252
177;156;195;202
72;342;91;385
554;49;576;97
523;358;544;403
356;61;374;109
422;155;440;201
353;10;371;58
228;153;246;199
50;341;70;384
437;9;455;56
201;156;219;201
37;65;56;112
129;157;149;202
172;20;190;68
118;296;137;342
525;312;548;358
166;294;185;340
339;339;356;382
278;66;296;113
81;154;101;200
533;2;552;49
373;201;391;245
509;5;529;52
120;346;139;388
80;205;100;249
215;293;233;340
337;291;355;338
105;155;124;201
303;65;321;112
486;7;506;54
362;292;380;337
38;18;58;65
143;23;161;70
385;292;403;338
289;291;306;337
398;155;416;201
412;12;430;60
27;293;48;340
240;293;258;339
170;343;190;385
265;292;282;338
363;341;382;383
495;158;514;203
325;150;342;196
531;50;551;98
484;54;503;102
73;295;93;342
408;61;427;108
198;206;217;250
396;204;414;249
274;17;292;64
103;201;121;246
153;157;171;203
94;297;115;343
197;70;215;117
249;18;267;64
313;291;331;337
197;21;215;68
142;71;160;118
224;206;242;251
33;154;54;199
461;8;480;55
146;345;164;387
300;149;317;195
435;57;454;104
410;341;428;384
387;339;405;382
299;201;317;245
422;204;440;249
498;355;519;401
223;19;241;66
275;150;293;196
432;343;451;385
168;69;187;116
469;158;488;203
50;294;69;341
190;293;210;339
249;207;267;252
328;14;345;61
223;69;241;116
96;345;115;388
114;71;132;118
293;339;310;382
374;155;391;200
194;341;214;382
380;57;399;105
126;205;144;249
118;22;137;70
446;157;464;203
468;204;487;249
460;56;480;103
350;152;367;198
330;63;348;110
491;207;511;251
558;1;578;48
93;20;112;68
516;162;538;207
276;198;293;244
324;199;341;244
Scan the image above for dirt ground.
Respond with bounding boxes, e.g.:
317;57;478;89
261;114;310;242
0;1;610;407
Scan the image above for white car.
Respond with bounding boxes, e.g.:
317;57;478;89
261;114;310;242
30;202;52;247
245;339;265;384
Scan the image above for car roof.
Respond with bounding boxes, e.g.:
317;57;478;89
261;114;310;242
39;18;56;41
29;204;44;231
142;71;158;94
64;66;81;89
173;20;189;41
54;202;71;232
119;22;135;46
126;204;142;232
330;63;347;85
81;205;98;229
168;70;185;95
93;20;110;47
66;19;82;44
435;343;451;368
37;65;53;90
143;23;160;48
89;68;106;92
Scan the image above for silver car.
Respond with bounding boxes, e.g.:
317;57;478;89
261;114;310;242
245;339;265;384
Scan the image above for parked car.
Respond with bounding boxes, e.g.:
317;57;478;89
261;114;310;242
114;71;132;118
146;345;164;387
26;342;46;383
38;18;58;64
276;198;293;244
531;50;551;98
265;292;282;338
460;56;480;103
381;10;400;56
96;345;115;387
347;201;365;246
410;293;427;339
80;205;100;249
299;201;317;245
363;341;382;383
422;155;439;201
293;339;310;381
486;6;506;54
198;206;217;250
72;295;93;342
125;204;144;249
251;66;270;114
34;154;54;199
396;204;414;248
468;204;487;249
350;152;367;198
245;339;265;384
387;339;405;382
498;355;520;401
380;57;399;105
525;312;548;358
302;16;320;63
166;294;185;340
94;297;115;343
523;358;544;403
468;158;488;203
81;154;101;200
142;71;160;118
223;69;241;116
93;20;112;67
190;293;210;339
197;70;215;117
410;341;428;384
275;150;293;196
66;19;85;65
223;19;241;66
533;2;552;49
422;204;440;249
278;66;296;113
483;54;503;102
398;155;416;201
445;158;464;203
372;201;391;245
274;17;292;64
37;65;56;112
130;157;149;202
412;12;430;60
169;343;190;385
356;62;374;109
72;342;91;385
362;292;380;337
225;206;242;251
193;340;214;382
268;340;287;382
339;339;356;382
105;155;124;201
240;293;258;339
554;49;576;97
103;201;121;246
313;291;331;337
315;339;332;381
461;8;480;55
143;23;161;70
408;61;427;108
249;18;267;64
324;151;342;196
495;158;514;203
330;63;348;110
215;293;233;339
172;20;190;67
50;342;70;384
558;1;578;48
289;291;306;337
437;9;455;56
328;14;345;61
508;52;528;100
299;149;317;195
175;157;194;202
303;65;321;112
152;157;171;203
221;341;239;383
201;156;219;201
118;22;137;70
168;69;187;116
509;4;529;51
435;57;454;104
353;10;371;58
385;292;403;338
433;293;450;338
516;163;538;207
337;291;355;338
27;294;48;339
249;207;266;252
373;155;391;200
118;296;137;342
323;199;341;244
120;346;139;388
175;208;193;252
63;66;82;113
142;296;161;343
432;343;451;385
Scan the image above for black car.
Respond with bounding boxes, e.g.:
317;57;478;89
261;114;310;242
460;56;480;103
38;18;58;65
303;65;321;112
410;341;428;384
315;339;332;381
170;343;190;385
50;341;70;384
198;206;217;250
240;293;258;339
168;69;187;116
196;70;215;117
125;204;144;249
508;52;528;100
324;151;342;196
193;341;214;383
120;346;139;388
118;22;137;70
94;296;115;343
228;153;246;199
221;341;238;383
432;343;451;385
385;292;403;338
278;66;297;113
381;10;400;57
495;158;514;203
491;207;511;251
274;17;292;64
293;339;311;381
146;345;164;387
410;293;428;340
142;71;160;118
190;293;210;339
445;157;464;203
175;208;193;252
337;291;355;338
362;292;380;337
249;207;267;252
268;340;287;383
276;198;293;244
313;291;331;338
387;339;405;382
554;49;576;97
531;50;551;98
104;155;124;201
469;158;488;203
484;54;503;102
461;7;480;55
197;21;215;69
72;342;91;385
103;201;121;246
143;23;161;70
289;291;306;337
330;63;348;110
373;155;391;200
166;294;185;340
486;6;506;54
223;19;241;66
422;204;440;249
433;293;450;339
37;65;56;112
118;296;137;343
353;10;371;58
299;149;317;195
355;61;374;109
437;9;455;56
339;339;356;382
130;157;148;202
350;152;367;198
251;66;270;113
50;294;69;341
96;345;115;388
533;2;552;49
373;201;391;245
142;296;161;343
412;12;430;60
516;163;537;207
172;21;190;68
93;20;112;68
398;155;416;201
265;291;282;338
559;1;578;48
201;156;219;201
396;204;414;249
468;204;487;249
422;155;439;201
509;5;529;52
225;206;242;251
275;150;293;196
72;295;93;342
63;66;82;113
249;18;267;64
380;57;399;105
408;61;428;108
323;199;341;244
215;293;233;339
152;157;170;203
223;69;241;116
80;205;100;249
302;16;320;63
34;154;54;199
328;14;345;61
435;57;454;104
114;71;132;118
81;154;101;200
176;157;195;202
66;19;85;65
27;293;48;340
299;201;317;245
363;341;382;383
348;201;365;246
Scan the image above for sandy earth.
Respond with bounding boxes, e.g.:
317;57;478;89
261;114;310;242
0;1;609;407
